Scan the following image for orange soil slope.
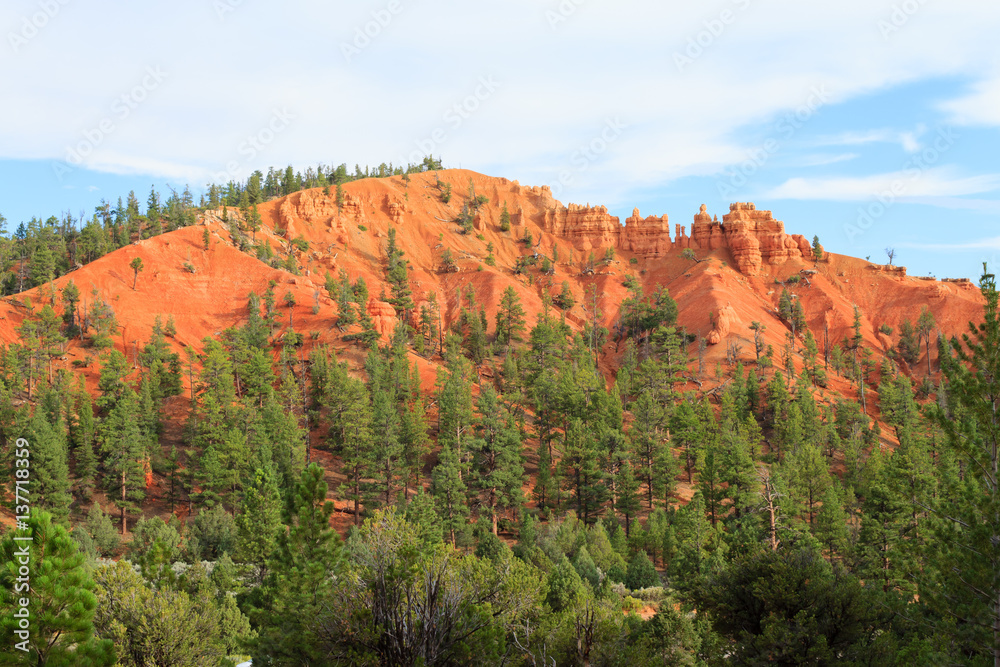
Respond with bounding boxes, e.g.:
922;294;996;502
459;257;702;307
0;169;985;398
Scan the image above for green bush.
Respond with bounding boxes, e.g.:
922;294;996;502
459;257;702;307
573;545;600;589
87;503;121;557
130;515;185;561
625;551;659;590
547;555;586;612
187;505;236;561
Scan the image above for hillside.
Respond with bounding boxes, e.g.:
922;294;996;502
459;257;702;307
0;168;983;400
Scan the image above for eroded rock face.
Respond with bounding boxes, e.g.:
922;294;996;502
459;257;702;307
707;304;738;345
383;195;405;225
368;300;397;336
715;203;806;273
621;208;672;257
278;190;343;238
533;199;808;276
540;204;621;251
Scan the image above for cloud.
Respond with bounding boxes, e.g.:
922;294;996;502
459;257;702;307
939;77;1000;126
899;236;1000;250
813;128;923;152
1;0;1000;202
796;153;860;167
762;167;1000;201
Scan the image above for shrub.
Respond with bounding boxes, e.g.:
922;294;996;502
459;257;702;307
547;555;586;612
475;531;509;562
87;503;121;557
187;505;236;561
878;324;894;336
130;515;185;561
625;551;659;590
573;545;600;589
629;257;638;264
358;225;367;232
182;262;197;274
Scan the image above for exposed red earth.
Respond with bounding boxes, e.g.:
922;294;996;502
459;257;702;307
0;169;981;533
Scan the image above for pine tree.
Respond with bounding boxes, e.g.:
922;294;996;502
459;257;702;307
814;485;850;563
61;279;80;336
616;458;642;537
129;256;144;290
322;358;373;525
495;286;527;348
26;406;72;523
436;338;475;469
0;511;116;665
432;445;470;547
469;384;524;534
71;385;97;499
405;486;444;546
924;265;1000;662
384;227;415;317
97;388;148;534
916;306;936;376
786;442;831;526
630;391;665;509
252;463;342;665
235;467;283;577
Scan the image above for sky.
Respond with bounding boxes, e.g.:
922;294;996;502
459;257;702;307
2;0;1000;279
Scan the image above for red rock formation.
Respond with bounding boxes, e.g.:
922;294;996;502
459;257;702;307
383;195;405;225
540;204;621;251
707;303;738;345
621;208;672;257
368;300;398;335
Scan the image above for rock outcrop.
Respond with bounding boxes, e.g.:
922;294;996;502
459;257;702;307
538;200;813;275
540;204;621;251
707;303;738;345
621;208;672;257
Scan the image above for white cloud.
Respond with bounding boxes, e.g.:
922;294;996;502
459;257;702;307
763;167;1000;201
813;128;924;152
796;153;860;167
1;0;1000;199
899;236;1000;250
940;77;1000;126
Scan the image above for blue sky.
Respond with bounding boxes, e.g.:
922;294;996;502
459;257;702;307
2;0;999;279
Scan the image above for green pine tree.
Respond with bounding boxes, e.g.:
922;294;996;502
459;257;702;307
0;511;115;665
